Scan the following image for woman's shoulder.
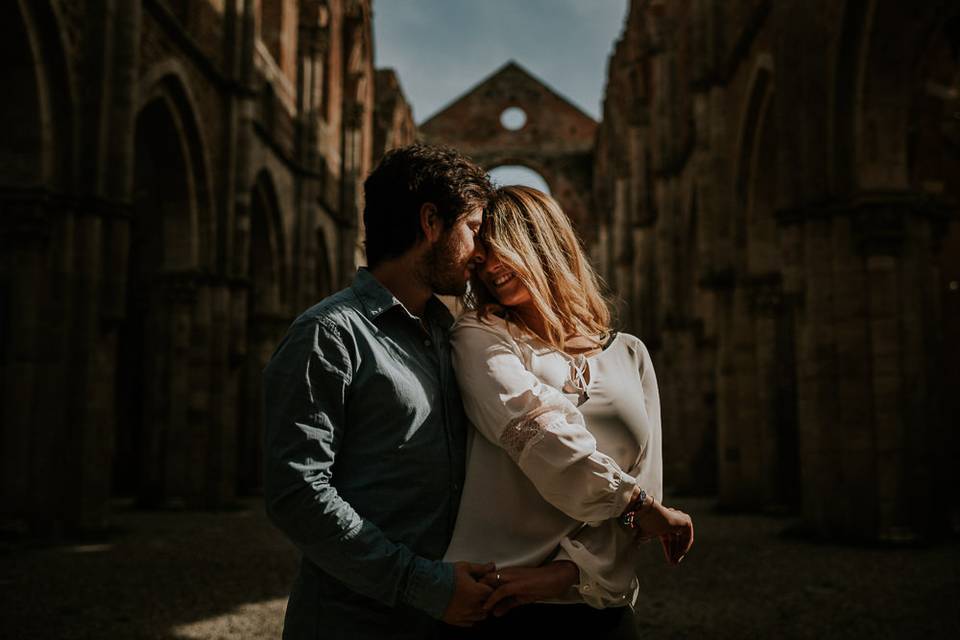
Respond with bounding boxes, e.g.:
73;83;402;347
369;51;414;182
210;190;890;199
452;310;517;337
452;311;542;359
610;331;654;365
452;311;519;344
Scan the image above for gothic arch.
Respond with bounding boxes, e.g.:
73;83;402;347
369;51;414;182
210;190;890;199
138;62;217;270
849;0;958;190
486;156;555;189
238;168;289;494
0;0;76;527
0;0;75;189
831;0;871;195
421;62;597;237
249;168;289;312
733;56;775;275
717;53;799;510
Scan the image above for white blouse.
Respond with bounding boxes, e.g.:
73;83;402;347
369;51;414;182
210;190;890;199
443;313;663;608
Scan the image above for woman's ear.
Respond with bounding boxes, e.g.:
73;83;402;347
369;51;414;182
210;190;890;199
419;202;442;242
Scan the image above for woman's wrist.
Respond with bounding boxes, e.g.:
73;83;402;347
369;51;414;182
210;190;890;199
619;488;653;529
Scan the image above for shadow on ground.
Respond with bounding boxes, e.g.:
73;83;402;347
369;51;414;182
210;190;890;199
2;497;958;639
1;499;298;639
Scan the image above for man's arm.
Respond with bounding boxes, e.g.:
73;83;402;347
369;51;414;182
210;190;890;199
263;318;489;622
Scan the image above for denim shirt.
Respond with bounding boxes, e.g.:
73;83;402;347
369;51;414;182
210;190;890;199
263;269;468;639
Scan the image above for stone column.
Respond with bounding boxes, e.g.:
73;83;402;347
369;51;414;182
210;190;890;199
793;193;950;539
0;189;63;532
200;277;238;508
339;99;365;279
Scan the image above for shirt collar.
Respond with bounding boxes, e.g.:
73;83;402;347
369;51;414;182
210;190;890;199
351;268;455;330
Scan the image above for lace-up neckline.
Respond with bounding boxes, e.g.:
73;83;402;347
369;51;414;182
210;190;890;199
560;332;620;406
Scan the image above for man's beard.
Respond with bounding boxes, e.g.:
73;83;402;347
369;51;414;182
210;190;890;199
422;233;469;297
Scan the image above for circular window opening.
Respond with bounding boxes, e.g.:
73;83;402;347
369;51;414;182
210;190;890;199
500;107;527;131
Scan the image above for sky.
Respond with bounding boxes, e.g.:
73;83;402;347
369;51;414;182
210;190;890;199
373;0;627;190
372;0;628;124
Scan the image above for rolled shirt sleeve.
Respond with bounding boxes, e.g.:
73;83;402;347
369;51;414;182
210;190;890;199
450;316;637;525
263;318;454;619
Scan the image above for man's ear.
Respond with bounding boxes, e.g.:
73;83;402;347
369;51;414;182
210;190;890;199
419;202;443;242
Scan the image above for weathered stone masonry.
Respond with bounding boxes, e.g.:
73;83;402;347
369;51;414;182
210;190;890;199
421;0;960;542
0;0;415;533
594;0;960;540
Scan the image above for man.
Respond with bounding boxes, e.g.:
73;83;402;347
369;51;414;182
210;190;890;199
263;144;495;638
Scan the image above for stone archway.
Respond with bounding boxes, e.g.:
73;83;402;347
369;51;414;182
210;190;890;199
785;0;960;540
904;10;960;536
238;170;288;495
420;61;596;241
0;0;76;531
116;79;212;507
0;0;53;524
488;164;552;194
717;57;800;512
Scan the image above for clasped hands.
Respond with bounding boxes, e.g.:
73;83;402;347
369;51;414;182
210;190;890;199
442;560;579;626
442;502;695;627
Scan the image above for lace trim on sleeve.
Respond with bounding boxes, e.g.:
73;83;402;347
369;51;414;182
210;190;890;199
498;407;554;462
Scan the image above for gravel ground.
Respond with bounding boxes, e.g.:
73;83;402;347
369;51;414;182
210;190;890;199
1;497;958;639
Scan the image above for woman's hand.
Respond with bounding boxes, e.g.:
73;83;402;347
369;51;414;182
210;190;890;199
478;560;579;617
635;502;694;565
442;562;496;627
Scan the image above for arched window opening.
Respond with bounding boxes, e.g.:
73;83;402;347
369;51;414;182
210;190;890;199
488;165;551;194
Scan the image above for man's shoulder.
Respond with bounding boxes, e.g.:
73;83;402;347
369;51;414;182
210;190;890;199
265;288;363;378
290;287;365;334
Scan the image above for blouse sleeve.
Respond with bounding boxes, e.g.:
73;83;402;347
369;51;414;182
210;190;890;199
554;523;640;609
553;335;664;609
450;317;637;524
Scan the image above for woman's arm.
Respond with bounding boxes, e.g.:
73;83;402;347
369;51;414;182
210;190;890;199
451;319;637;524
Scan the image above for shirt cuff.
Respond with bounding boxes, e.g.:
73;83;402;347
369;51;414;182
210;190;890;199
400;557;455;619
556;539;639;609
612;471;638;516
586;469;637;526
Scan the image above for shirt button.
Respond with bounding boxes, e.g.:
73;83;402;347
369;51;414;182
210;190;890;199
424;339;432;347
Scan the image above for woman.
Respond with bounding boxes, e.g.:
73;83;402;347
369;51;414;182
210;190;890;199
442;186;694;636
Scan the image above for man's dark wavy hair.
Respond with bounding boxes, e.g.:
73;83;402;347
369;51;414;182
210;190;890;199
363;143;493;267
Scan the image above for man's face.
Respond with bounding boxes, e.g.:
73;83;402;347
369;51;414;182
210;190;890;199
424;207;485;296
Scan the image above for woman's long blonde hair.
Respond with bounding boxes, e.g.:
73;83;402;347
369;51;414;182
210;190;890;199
464;185;611;351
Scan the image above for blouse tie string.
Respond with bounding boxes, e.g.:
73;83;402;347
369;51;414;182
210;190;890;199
563;354;591;407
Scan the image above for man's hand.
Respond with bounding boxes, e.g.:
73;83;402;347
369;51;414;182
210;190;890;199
635;502;694;565
478;560;579;618
441;561;496;627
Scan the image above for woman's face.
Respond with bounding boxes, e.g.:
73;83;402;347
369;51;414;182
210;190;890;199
478;250;532;308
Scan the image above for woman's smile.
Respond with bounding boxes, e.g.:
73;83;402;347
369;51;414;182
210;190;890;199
492;271;516;287
479;253;532;308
